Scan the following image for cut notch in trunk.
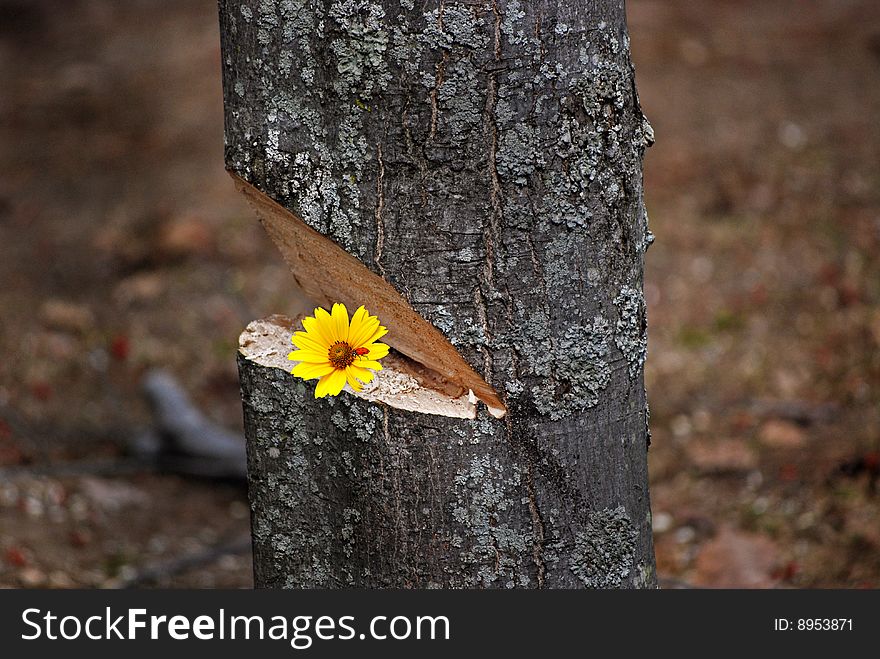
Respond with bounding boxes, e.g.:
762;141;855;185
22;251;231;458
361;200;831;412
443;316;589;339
232;173;506;419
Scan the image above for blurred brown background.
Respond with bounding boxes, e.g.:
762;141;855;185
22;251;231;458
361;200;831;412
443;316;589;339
0;0;878;588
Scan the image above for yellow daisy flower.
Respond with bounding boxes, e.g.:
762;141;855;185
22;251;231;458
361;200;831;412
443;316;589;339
288;303;389;398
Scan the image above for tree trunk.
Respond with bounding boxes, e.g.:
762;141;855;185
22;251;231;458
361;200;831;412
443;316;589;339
220;0;657;588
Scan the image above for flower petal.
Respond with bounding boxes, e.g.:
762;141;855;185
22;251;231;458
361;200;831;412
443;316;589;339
349;309;379;347
292;331;328;354
352;359;382;371
314;373;332;398
303;312;334;347
345;371;363;392
331;302;350;343
315;368;346;398
347;364;376;385
364;325;388;345
292;361;335;380
348;305;368;344
288;349;329;364
366;342;389;360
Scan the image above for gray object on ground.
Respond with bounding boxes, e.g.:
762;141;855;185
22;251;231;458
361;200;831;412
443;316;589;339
141;369;246;480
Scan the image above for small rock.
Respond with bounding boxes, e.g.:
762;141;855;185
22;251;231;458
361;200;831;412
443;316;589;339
0;482;18;506
19;567;46;587
778;121;807;150
759;419;807;449
39;299;95;334
652;511;674;534
23;495;44;517
671;414;692;438
674;526;696;544
48;571;75;588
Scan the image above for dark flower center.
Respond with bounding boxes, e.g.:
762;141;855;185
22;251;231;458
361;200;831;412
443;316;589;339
328;341;356;369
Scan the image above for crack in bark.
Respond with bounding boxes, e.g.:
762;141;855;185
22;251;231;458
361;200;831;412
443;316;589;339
525;458;547;588
473;0;505;390
534;8;546;60
510;429;593;523
428;2;447;142
391;430;404;576
504;410;547;588
472;285;493;383
482;0;503;291
502;283;521;380
374;142;386;278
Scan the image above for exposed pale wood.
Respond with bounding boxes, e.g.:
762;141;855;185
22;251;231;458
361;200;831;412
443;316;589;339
232;173;505;419
240;315;477;419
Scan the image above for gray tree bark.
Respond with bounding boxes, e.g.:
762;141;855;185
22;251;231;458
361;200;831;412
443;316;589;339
221;0;657;588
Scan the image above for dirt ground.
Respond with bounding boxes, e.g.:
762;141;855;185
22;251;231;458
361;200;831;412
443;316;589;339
1;0;878;588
